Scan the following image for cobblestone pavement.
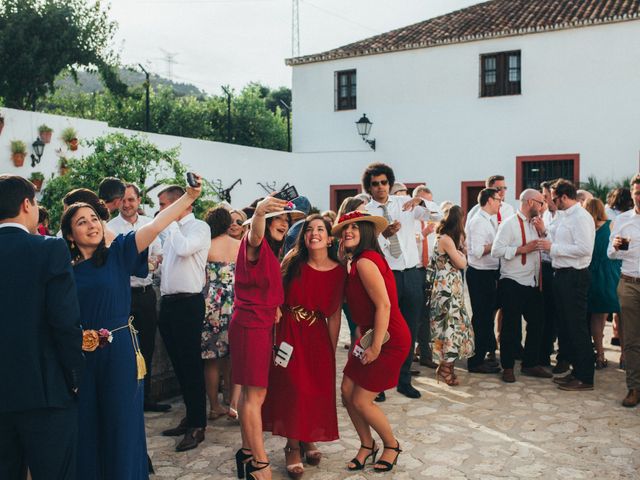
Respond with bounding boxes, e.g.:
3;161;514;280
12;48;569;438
147;323;640;479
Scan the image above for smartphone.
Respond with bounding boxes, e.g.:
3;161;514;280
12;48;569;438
352;344;365;360
273;185;299;202
186;172;200;188
274;341;294;368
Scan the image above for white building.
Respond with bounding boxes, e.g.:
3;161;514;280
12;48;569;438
287;0;640;211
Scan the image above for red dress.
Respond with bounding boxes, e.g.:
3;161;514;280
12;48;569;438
343;250;411;392
229;236;284;388
262;263;346;442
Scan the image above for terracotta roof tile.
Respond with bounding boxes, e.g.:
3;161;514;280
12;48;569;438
286;0;640;65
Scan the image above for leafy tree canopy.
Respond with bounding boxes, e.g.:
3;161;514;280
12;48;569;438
40;133;219;229
0;0;122;109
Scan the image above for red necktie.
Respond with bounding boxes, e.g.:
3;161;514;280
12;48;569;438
517;215;527;265
497;209;502;224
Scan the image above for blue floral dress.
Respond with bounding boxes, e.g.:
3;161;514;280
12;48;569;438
201;261;235;359
427;238;475;362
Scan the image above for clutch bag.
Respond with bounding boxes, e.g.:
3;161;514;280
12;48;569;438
360;329;390;349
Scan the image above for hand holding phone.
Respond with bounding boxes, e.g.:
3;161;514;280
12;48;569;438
186;172;200;188
273;185;299;202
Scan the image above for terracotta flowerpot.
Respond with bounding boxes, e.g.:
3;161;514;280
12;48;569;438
39;131;52;144
32;179;43;191
0;121;4;136
12;152;25;167
68;138;79;151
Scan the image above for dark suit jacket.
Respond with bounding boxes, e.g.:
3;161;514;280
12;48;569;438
0;226;84;413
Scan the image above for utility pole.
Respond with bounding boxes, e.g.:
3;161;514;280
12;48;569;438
221;86;232;143
159;48;179;80
292;0;300;57
279;99;291;152
138;64;150;132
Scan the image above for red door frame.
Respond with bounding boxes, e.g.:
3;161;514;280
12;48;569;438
461;180;486;214
329;184;362;212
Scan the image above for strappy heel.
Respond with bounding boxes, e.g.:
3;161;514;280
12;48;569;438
374;441;402;472
300;442;321;466
246;460;270;480
347;442;378;471
284;445;304;479
235;448;252;479
436;362;459;386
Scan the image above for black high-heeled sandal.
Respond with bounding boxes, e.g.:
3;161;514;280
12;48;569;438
347;443;378;471
246;460;270;480
374;441;402;472
235;448;252;479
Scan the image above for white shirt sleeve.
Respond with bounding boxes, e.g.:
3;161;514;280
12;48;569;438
491;220;518;260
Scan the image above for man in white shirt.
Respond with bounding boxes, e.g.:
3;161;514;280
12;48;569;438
466;188;502;374
108;183;169;413
539;181;568;373
607;173;640;407
413;185;438;369
492;189;551;383
466;174;515;229
539;179;596;392
363;163;442;398
156;185;211;451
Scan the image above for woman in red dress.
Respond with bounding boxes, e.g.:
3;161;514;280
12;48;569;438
262;214;346;479
228;196;303;480
333;211;411;473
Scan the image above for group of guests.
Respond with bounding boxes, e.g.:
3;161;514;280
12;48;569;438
1;162;639;480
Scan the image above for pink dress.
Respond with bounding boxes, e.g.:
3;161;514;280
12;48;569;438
229;236;284;388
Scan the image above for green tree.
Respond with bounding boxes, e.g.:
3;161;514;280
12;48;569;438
40;133;219;229
0;0;122;109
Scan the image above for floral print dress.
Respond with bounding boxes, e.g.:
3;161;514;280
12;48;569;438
202;261;235;359
427;238;474;362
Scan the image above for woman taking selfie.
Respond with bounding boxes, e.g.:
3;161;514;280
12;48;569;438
333;211;410;473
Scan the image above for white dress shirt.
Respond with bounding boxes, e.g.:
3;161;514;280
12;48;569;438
540;209;563;263
160;213;211;295
550;203;595;270
607;208;640;278
414;220;437;268
108;214;162;287
0;223;29;233
467;208;499;270
491;210;541;287
466;202;515;230
366;195;442;271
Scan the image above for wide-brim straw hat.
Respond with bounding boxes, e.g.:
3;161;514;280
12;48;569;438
331;211;388;237
243;209;306;226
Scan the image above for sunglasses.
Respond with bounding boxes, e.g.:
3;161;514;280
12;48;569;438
494;186;508;191
371;180;389;187
234;219;243;226
530;199;544;207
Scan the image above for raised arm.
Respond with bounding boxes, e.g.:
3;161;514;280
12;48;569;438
246;196;289;261
357;257;391;365
135;178;202;253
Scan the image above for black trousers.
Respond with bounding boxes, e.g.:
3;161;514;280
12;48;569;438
130;286;158;402
394;267;425;386
0;405;78;480
553;268;594;384
158;294;206;428
539;262;560;364
499;278;544;369
466;267;499;368
416;267;432;360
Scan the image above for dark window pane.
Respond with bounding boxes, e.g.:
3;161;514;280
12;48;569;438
336;69;357;111
481;51;521;97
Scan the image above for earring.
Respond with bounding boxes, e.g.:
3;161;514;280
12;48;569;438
70;240;75;250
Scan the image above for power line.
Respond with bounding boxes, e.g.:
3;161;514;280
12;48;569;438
302;0;380;34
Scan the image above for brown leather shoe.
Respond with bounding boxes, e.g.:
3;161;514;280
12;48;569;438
162;417;188;437
553;373;575;385
622;389;639;407
175;427;205;452
558;379;594;391
552;360;571;374
521;366;553;378
502;368;516;383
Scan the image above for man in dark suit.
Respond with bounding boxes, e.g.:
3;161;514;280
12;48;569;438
0;175;84;480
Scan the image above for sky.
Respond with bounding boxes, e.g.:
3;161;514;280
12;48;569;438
109;0;486;95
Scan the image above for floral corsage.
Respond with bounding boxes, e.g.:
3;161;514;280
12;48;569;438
82;328;114;352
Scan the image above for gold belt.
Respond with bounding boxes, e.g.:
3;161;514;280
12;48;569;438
285;305;325;326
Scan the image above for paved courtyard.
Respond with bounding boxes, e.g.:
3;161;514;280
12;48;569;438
146;322;640;479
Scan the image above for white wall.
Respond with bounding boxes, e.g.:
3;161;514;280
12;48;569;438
291;20;640;206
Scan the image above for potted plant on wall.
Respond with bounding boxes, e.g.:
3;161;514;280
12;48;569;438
58;156;70;176
10;140;27;167
0;113;4;136
29;171;45;191
61;126;78;151
38;124;53;144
